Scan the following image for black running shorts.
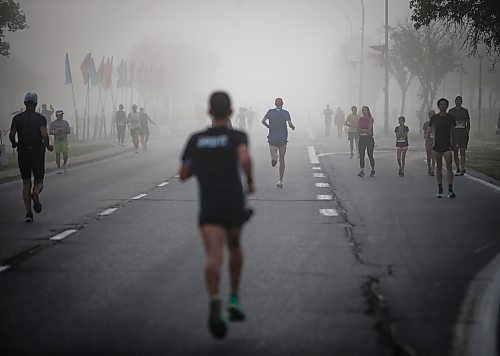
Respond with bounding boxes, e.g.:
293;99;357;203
17;148;45;181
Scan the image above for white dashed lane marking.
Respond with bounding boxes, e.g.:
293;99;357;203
315;182;331;188
313;173;326;178
0;265;10;273
49;229;78;241
98;208;118;216
308;146;319;164
317;195;333;200
312;166;321;170
157;182;169;187
319;209;339;216
131;193;147;200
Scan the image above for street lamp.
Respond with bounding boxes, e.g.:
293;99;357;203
359;0;365;107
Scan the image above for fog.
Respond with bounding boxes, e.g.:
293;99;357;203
1;0;498;136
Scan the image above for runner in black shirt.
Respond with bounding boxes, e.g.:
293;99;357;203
179;91;254;339
428;98;457;198
9;93;53;222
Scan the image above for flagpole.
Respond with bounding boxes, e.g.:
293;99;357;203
94;83;102;139
86;80;90;140
71;81;79;141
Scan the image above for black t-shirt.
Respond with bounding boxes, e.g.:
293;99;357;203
181;127;247;213
429;113;456;151
11;111;47;151
116;110;127;125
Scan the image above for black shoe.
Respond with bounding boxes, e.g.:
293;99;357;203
25;212;33;223
436;191;444;198
271;158;277;167
358;171;364;177
455;170;461;176
448;191;456;199
31;193;42;214
370;170;375;177
208;300;227;339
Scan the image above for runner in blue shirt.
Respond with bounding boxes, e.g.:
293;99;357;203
261;97;295;188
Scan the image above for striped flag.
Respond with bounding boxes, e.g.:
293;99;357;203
65;53;72;85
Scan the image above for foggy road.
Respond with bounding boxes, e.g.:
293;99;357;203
0;126;499;356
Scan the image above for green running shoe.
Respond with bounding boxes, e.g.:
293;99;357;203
228;295;246;321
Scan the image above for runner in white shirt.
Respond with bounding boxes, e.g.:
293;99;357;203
127;104;141;153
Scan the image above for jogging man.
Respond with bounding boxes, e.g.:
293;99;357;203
335;107;345;138
9;93;53;222
41;104;54;128
262;97;295;188
115;104;127;146
322;104;333;136
428;98;457;198
357;106;376;177
139;107;156;150
423;110;436;176
179;91;254;339
344;106;360;159
127;104;141;153
448;96;470;176
49;110;71;174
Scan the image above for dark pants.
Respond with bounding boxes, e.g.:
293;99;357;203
358;136;375;169
117;124;126;144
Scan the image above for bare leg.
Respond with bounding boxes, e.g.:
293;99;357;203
201;225;226;296
55;152;61;168
434;151;443;185
349;138;354;155
62;152;68;166
402;148;407;169
22;179;32;213
397;149;402;168
460;149;466;172
444;150;454;186
227;226;243;296
278;144;287;181
453;148;460;172
269;145;278;161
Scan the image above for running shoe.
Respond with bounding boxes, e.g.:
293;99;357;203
455;170;461;176
401;170;405;177
56;169;63;175
276;180;283;188
427;167;431;176
436;192;444;198
358;171;364;177
448;191;456;199
370;170;375;177
227;295;246;322
349;153;353;159
430;171;435;177
398;168;402;177
25;212;33;223
208;299;227;339
62;165;67;174
31;193;42;213
271;158;278;167
459;169;466;176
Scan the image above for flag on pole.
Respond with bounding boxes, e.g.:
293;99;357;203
80;53;92;84
92;55;105;86
103;57;113;89
65;53;73;85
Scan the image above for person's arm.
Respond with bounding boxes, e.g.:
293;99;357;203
261;116;269;128
466;109;471;133
9;121;17;148
49;105;54;115
451;119;458;148
287;112;295;130
178;137;194;181
148;115;156;125
65;121;71;134
40;125;53;151
49;122;55;135
238;144;254;193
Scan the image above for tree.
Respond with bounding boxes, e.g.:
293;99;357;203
409;0;500;63
0;0;27;57
391;21;459;127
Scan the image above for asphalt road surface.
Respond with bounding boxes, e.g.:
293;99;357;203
1;125;499;356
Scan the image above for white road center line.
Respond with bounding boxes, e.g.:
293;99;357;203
312;166;321;170
308;146;319;164
49;229;78;241
319;208;339;216
317;195;333;200
313;173;326;178
0;265;10;273
174;174;180;178
315;182;331;188
131;193;147;200
157;181;169;187
98;208;118;216
465;175;500;193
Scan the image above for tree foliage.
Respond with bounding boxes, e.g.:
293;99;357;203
409;0;500;63
0;0;27;57
390;21;459;125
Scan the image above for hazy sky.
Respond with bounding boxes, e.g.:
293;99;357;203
5;0;412;122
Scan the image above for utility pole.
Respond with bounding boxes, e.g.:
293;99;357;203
359;0;365;107
478;55;483;136
384;0;389;133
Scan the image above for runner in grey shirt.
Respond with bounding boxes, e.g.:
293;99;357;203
49;110;71;174
261;97;295;188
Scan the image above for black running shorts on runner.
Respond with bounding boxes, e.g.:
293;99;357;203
17;148;45;181
455;130;469;149
348;132;357;141
199;209;247;230
433;146;452;153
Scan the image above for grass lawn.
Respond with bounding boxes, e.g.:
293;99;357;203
0;144;114;172
467;146;500;181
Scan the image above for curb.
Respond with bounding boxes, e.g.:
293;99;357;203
451;252;500;356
